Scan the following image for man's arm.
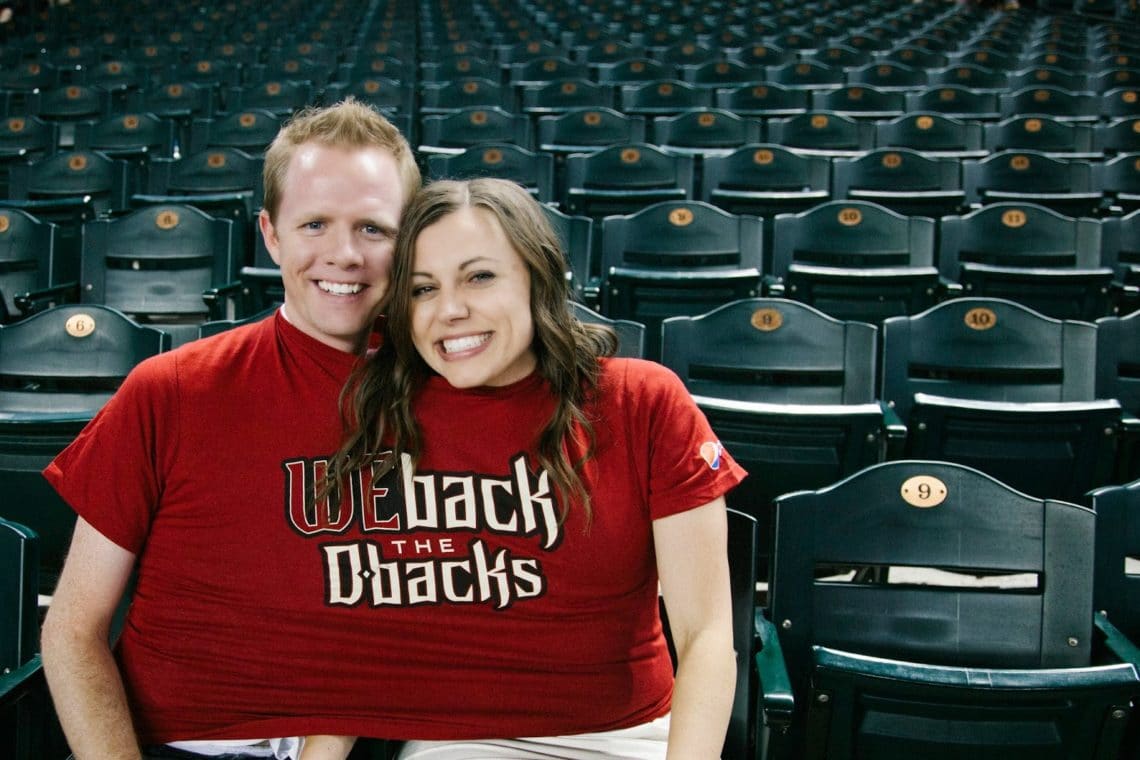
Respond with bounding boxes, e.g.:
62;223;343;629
41;517;142;760
654;498;736;760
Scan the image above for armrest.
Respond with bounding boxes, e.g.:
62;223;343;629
201;280;245;321
0;654;45;704
879;401;907;459
12;281;80;316
762;274;785;296
1097;610;1140;668
754;612;795;728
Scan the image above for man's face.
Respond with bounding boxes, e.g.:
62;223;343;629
259;143;406;354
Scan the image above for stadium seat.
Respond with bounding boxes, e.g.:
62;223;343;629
598;200;763;361
419;77;513;116
0;517;67;760
810;86;906;121
768;199;941;323
223;79;315;118
963;149;1102;217
845;61;929;92
756;459;1140;760
905;85;1002;122
1095;309;1140;480
939;202;1112;321
700;144;831;227
660;297;889;578
569;301;643;358
619;80;714;117
0;303;170;589
832;148;966;218
1102;206;1140;310
0;208;62;323
1094;152;1140;216
879;297;1120;502
561;142;694;220
418;107;534;156
536;106;646;157
72;112;177;172
873;111;986;159
132;146;263;263
983;114;1099;159
183;110;281;158
765;112;875;159
714;83;810;119
1;149;133;270
1096;117;1140;156
650;108;763;159
519;79;617;119
427;144;555;203
1000;85;1100;124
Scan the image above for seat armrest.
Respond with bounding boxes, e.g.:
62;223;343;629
0;654;44;704
12;281;80;316
879;401;908;458
201;280;245;321
1096;610;1140;668
755;612;795;728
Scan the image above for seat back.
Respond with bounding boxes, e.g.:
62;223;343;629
0;518;38;672
765;111;875;157
0;304;169;586
660;297;876;405
427;144;555;203
769;200;939;322
714;83;810;118
880;297;1118;500
938;202;1111;320
0;209;60;322
184;109;282;157
881;297;1097;418
832;147;964;217
569;301;644;359
772;460;1095;674
650;108;763;156
561;142;694;219
536;106;647;154
724;508;758;760
1089;480;1140;642
765;459;1138;760
963;149;1100;217
701;144;831;220
600;200;763;360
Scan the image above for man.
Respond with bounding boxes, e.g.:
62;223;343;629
40;98;420;760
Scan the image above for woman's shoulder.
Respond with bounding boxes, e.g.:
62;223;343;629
598;357;689;398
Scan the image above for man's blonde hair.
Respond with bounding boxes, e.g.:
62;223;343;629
262;97;420;221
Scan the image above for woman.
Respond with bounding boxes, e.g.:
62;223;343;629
319;177;745;760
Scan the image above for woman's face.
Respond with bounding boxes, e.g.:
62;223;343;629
409;206;538;389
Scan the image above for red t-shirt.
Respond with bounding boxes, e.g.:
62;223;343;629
46;316;746;743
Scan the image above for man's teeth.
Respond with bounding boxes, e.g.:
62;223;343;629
443;334;490;353
319;281;363;295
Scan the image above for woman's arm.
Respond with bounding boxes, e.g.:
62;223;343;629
41;518;142;759
654;498;736;760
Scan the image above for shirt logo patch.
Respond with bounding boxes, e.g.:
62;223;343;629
700;441;723;471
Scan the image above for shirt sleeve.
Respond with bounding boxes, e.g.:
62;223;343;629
42;353;177;554
618;360;748;520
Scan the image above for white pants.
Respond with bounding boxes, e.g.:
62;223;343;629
397;714;670;760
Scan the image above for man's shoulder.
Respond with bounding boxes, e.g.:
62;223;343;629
130;315;275;387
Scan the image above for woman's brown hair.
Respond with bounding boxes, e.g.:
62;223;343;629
325;178;616;522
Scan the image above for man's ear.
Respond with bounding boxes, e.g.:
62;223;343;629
259;209;282;266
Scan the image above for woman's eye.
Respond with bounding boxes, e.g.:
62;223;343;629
411;285;434;298
470;271;495;283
